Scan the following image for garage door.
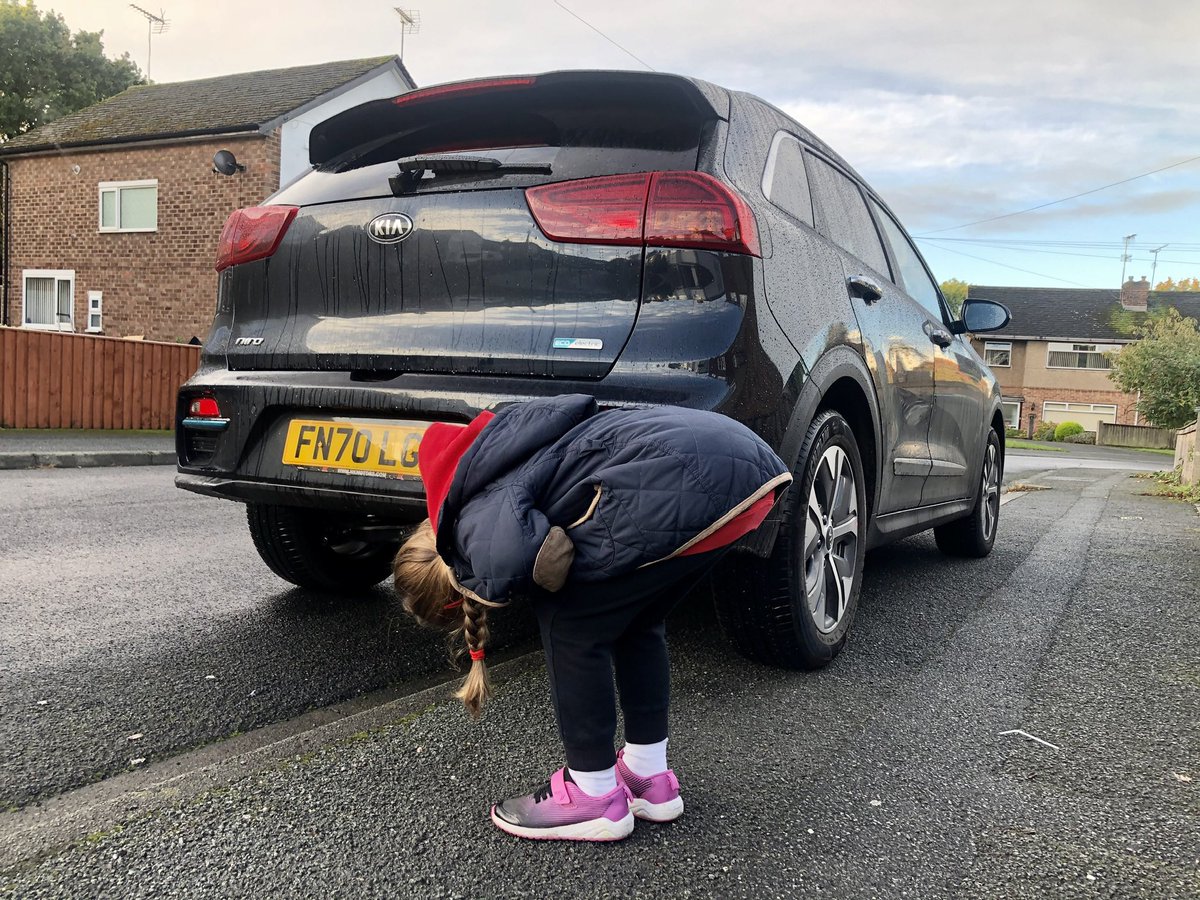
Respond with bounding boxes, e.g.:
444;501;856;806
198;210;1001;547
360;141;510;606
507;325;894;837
1042;401;1118;432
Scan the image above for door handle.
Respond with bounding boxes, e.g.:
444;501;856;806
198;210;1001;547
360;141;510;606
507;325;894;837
927;327;953;348
847;274;883;304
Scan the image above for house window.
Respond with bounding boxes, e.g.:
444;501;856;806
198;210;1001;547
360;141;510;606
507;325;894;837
87;291;103;333
1046;341;1117;370
99;180;158;232
984;341;1012;367
1001;399;1021;428
22;269;74;330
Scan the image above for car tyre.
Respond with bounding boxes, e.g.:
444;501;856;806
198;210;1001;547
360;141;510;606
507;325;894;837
246;503;395;593
934;429;1002;558
714;409;867;670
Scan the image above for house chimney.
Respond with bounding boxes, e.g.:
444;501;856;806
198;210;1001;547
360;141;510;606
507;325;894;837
1120;276;1149;311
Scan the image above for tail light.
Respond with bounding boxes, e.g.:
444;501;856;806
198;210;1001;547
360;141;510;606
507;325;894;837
526;172;759;257
215;205;298;272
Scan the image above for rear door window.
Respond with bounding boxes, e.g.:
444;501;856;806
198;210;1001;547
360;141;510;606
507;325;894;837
871;200;944;319
805;153;890;276
761;133;813;226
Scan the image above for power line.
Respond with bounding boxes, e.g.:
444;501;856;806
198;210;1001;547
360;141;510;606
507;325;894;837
919;236;1200;267
916;152;1200;236
552;1;655;71
919;241;1091;287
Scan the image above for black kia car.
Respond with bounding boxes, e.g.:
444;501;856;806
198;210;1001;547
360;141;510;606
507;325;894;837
176;70;1011;670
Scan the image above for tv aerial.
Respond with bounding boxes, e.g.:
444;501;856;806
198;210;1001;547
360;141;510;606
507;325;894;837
129;5;170;79
394;8;421;60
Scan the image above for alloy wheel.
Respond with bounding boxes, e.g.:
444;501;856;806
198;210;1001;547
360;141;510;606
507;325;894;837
803;445;860;634
981;442;1000;542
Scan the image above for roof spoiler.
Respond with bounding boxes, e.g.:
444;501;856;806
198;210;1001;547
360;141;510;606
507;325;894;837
308;70;727;168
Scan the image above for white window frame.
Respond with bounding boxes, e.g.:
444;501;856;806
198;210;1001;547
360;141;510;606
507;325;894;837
21;269;75;331
1042;401;1118;419
98;179;158;233
1000;399;1021;428
1045;341;1118;370
984;341;1012;368
86;290;103;333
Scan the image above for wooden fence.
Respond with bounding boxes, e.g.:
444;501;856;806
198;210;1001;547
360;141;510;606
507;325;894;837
0;327;200;430
1097;421;1177;450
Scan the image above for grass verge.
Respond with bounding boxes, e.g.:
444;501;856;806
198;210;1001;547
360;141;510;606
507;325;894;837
1006;440;1067;453
1133;468;1200;503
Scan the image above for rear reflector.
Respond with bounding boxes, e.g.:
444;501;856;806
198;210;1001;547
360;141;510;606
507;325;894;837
391;76;536;107
189;397;221;417
526;172;759;256
215;206;298;272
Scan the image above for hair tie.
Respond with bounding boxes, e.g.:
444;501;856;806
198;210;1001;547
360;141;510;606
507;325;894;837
444;599;462;610
469;648;486;662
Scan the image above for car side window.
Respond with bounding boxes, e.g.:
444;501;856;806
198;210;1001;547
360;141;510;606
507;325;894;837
870;200;944;320
804;153;890;276
761;132;813;226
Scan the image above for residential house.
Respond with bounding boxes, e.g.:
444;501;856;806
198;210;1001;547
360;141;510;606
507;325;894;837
0;56;415;343
968;279;1200;433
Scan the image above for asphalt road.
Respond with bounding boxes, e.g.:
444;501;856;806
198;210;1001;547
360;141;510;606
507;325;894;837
2;457;1198;898
0;467;536;810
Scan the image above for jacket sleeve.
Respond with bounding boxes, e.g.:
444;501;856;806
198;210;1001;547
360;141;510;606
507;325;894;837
452;484;574;603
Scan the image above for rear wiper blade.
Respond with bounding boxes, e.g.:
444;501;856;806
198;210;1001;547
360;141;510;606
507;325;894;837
390;155;552;194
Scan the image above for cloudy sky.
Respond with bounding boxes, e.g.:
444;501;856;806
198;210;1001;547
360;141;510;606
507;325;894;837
44;0;1200;289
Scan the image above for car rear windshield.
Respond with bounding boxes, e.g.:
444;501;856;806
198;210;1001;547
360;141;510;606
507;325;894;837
306;74;718;183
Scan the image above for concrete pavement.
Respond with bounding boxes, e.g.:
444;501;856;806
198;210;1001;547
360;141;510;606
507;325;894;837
0;430;175;469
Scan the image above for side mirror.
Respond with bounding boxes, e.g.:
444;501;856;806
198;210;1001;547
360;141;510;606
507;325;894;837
951;298;1011;334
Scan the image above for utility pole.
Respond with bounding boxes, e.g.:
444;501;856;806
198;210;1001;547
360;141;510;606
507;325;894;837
1149;244;1168;289
1120;233;1137;286
394;8;421;60
129;5;169;80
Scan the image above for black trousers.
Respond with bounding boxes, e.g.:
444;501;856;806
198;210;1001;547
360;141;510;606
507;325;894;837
530;550;727;772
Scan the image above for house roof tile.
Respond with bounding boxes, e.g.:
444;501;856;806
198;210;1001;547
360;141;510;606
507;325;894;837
0;56;413;155
968;285;1200;342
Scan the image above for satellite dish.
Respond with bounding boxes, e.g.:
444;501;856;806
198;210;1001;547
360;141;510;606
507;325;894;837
212;149;245;176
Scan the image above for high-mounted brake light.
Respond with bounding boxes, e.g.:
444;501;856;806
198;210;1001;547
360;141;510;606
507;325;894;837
525;172;759;257
214;205;298;273
391;77;536;107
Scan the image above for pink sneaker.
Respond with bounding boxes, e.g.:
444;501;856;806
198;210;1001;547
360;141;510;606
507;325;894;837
616;749;685;822
490;768;635;841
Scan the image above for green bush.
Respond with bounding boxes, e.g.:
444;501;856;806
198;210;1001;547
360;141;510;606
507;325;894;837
1062;431;1096;445
1004;426;1024;439
1033;420;1058;441
1054;421;1085;441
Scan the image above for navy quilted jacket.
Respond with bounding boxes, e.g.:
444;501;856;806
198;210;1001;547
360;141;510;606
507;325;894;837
426;394;791;605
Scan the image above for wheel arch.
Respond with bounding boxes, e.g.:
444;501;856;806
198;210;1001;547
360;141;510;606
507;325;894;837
739;345;882;557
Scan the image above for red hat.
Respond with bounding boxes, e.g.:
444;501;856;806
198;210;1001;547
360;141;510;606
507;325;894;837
419;410;495;531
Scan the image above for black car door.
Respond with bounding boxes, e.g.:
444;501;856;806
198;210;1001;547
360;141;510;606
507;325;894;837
869;200;981;505
805;152;935;514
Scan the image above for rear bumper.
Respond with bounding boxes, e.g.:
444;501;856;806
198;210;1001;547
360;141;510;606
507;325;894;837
175;472;428;517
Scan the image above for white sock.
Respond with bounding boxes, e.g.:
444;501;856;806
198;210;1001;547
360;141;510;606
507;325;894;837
621;738;668;777
568;766;618;797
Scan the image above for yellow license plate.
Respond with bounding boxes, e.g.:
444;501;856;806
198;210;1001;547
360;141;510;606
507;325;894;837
282;418;429;479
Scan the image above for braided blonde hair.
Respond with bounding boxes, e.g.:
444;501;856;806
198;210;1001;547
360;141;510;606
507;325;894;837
393;519;492;716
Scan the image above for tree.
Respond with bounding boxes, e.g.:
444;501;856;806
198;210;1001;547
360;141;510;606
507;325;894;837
940;278;968;315
0;0;142;143
1109;307;1200;429
1154;277;1200;292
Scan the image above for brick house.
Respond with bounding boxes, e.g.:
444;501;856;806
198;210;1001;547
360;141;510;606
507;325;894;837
968;279;1200;434
0;56;414;342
